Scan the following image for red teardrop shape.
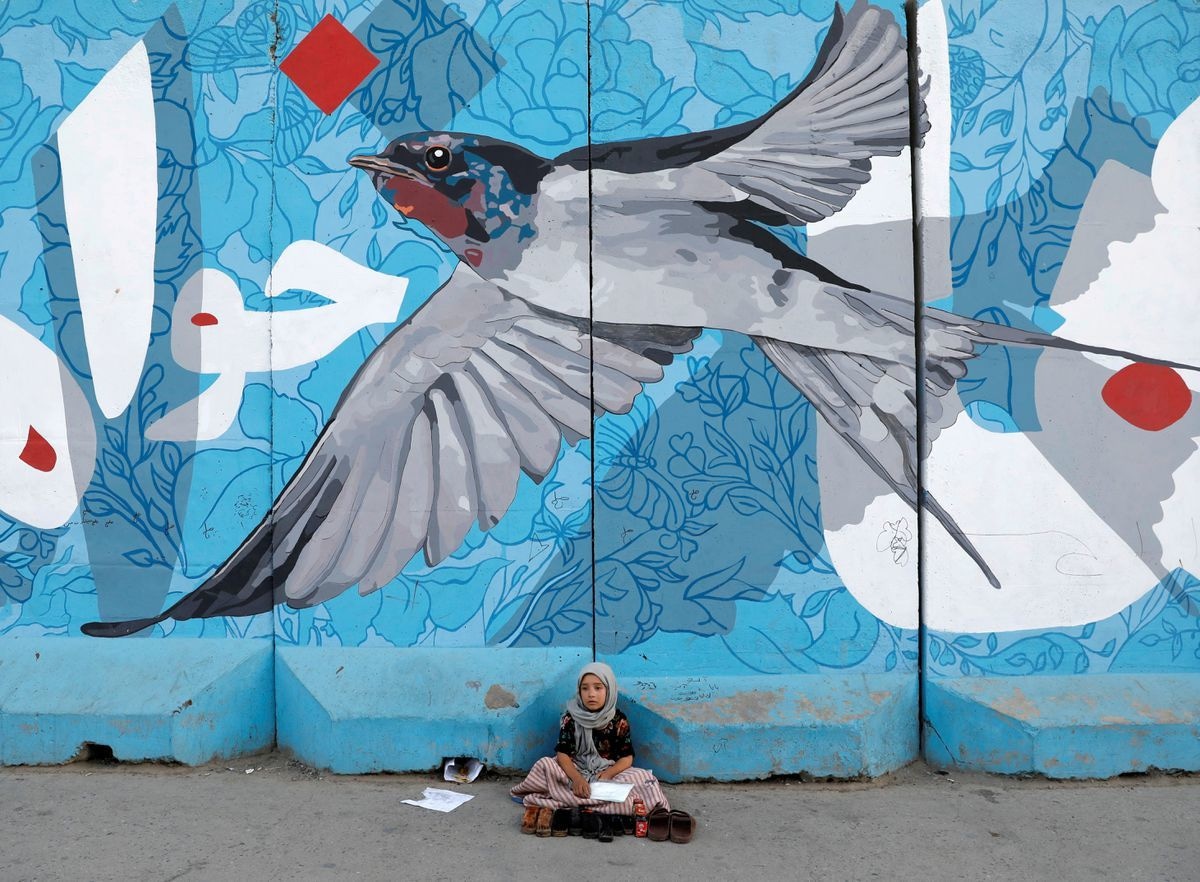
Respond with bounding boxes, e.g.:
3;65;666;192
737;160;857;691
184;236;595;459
19;426;57;472
191;312;219;326
1101;363;1192;432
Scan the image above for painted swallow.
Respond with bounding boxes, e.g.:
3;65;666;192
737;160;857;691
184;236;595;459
82;0;1195;637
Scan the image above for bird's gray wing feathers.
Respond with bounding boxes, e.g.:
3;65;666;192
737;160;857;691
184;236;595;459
81;267;697;636
698;0;916;224
753;295;1199;595
754;323;1001;589
571;1;919;226
230;268;695;605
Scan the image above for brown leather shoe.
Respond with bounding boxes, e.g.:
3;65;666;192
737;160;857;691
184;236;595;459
647;807;671;841
535;806;554;837
668;810;695;844
520;805;539;834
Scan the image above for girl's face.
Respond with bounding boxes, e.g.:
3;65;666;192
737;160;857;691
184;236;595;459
579;673;607;711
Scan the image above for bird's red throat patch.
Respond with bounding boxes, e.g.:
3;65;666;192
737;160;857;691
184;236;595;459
384;176;468;239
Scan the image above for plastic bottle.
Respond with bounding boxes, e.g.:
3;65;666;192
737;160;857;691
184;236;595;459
633;798;648;838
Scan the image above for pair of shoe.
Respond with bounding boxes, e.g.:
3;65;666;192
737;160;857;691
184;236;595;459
581;812;621;842
646;808;695;844
520;806;558;837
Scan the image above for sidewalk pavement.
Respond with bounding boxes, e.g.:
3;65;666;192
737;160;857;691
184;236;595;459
2;753;1195;881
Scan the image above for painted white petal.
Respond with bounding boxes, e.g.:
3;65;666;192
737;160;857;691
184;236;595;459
57;40;156;419
0;317;95;528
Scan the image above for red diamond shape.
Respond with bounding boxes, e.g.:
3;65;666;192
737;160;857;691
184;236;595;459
280;16;379;115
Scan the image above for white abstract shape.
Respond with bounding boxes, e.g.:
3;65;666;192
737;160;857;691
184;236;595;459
1054;97;1200;369
57;40;156;419
807;151;915;298
165;268;263;375
0;317;96;529
266;240;410;368
915;0;952;300
922;355;1187;632
145;370;247;442
819;421;918;629
1049;160;1162;310
1149;96;1200;218
147;244;410;440
1158;452;1200;578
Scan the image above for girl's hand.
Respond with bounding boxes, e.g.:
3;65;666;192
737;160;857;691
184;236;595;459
572;777;591;799
595;769;612;781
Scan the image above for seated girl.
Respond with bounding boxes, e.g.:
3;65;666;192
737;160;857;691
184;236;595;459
511;662;670;822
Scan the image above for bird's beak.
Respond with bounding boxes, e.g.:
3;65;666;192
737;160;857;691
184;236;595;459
347;153;400;176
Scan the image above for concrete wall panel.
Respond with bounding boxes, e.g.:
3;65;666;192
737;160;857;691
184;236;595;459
0;0;1194;777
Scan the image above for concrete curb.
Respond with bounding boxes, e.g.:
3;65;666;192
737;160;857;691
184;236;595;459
924;674;1200;777
0;637;273;765
275;645;589;773
622;672;919;781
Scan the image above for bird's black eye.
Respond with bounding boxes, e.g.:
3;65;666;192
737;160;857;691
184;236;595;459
424;146;451;172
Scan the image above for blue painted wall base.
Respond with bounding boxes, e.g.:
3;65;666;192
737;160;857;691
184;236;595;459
924;674;1200;778
0;638;273;765
275;646;589;774
620;673;918;781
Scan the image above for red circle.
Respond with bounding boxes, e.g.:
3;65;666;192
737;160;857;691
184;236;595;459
1101;363;1192;431
190;312;219;327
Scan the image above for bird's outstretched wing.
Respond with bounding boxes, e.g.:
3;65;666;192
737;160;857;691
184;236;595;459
754;298;1002;586
562;0;919;226
756;293;1200;590
82;267;698;637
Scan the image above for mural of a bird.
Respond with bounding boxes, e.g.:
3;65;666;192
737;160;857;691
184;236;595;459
82;0;1195;637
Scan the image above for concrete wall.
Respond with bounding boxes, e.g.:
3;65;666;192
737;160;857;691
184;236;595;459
917;0;1200;776
0;0;1195;777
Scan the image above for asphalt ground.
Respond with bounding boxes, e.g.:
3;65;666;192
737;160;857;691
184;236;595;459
2;753;1196;881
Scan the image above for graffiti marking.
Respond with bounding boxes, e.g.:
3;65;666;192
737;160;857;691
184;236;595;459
877;518;911;566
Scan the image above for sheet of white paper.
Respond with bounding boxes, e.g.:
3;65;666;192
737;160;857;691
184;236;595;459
589;781;634;803
443;757;484;784
401;787;475;813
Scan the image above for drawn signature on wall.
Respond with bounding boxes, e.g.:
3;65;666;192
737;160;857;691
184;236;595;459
877;518;912;566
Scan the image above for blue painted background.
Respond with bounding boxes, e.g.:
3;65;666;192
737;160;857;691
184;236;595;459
0;0;1195;685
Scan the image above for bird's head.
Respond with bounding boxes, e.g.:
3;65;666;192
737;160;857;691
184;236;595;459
349;133;550;270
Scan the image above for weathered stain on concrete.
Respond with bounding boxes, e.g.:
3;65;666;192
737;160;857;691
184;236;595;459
641;688;786;724
991;687;1040;721
465;680;481;690
483;684;518;709
793;694;872;723
1129;700;1186;725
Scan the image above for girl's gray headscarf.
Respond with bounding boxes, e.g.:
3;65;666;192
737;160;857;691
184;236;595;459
565;662;618;781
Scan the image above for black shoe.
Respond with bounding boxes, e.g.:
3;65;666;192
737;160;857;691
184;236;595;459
610;815;625;837
567;807;583;837
581;811;599;839
598;815;613;843
551;808;570;837
619;815;635;836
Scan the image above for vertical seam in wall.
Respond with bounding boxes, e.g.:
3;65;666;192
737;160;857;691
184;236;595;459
905;0;928;755
266;0;281;747
586;0;597;663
